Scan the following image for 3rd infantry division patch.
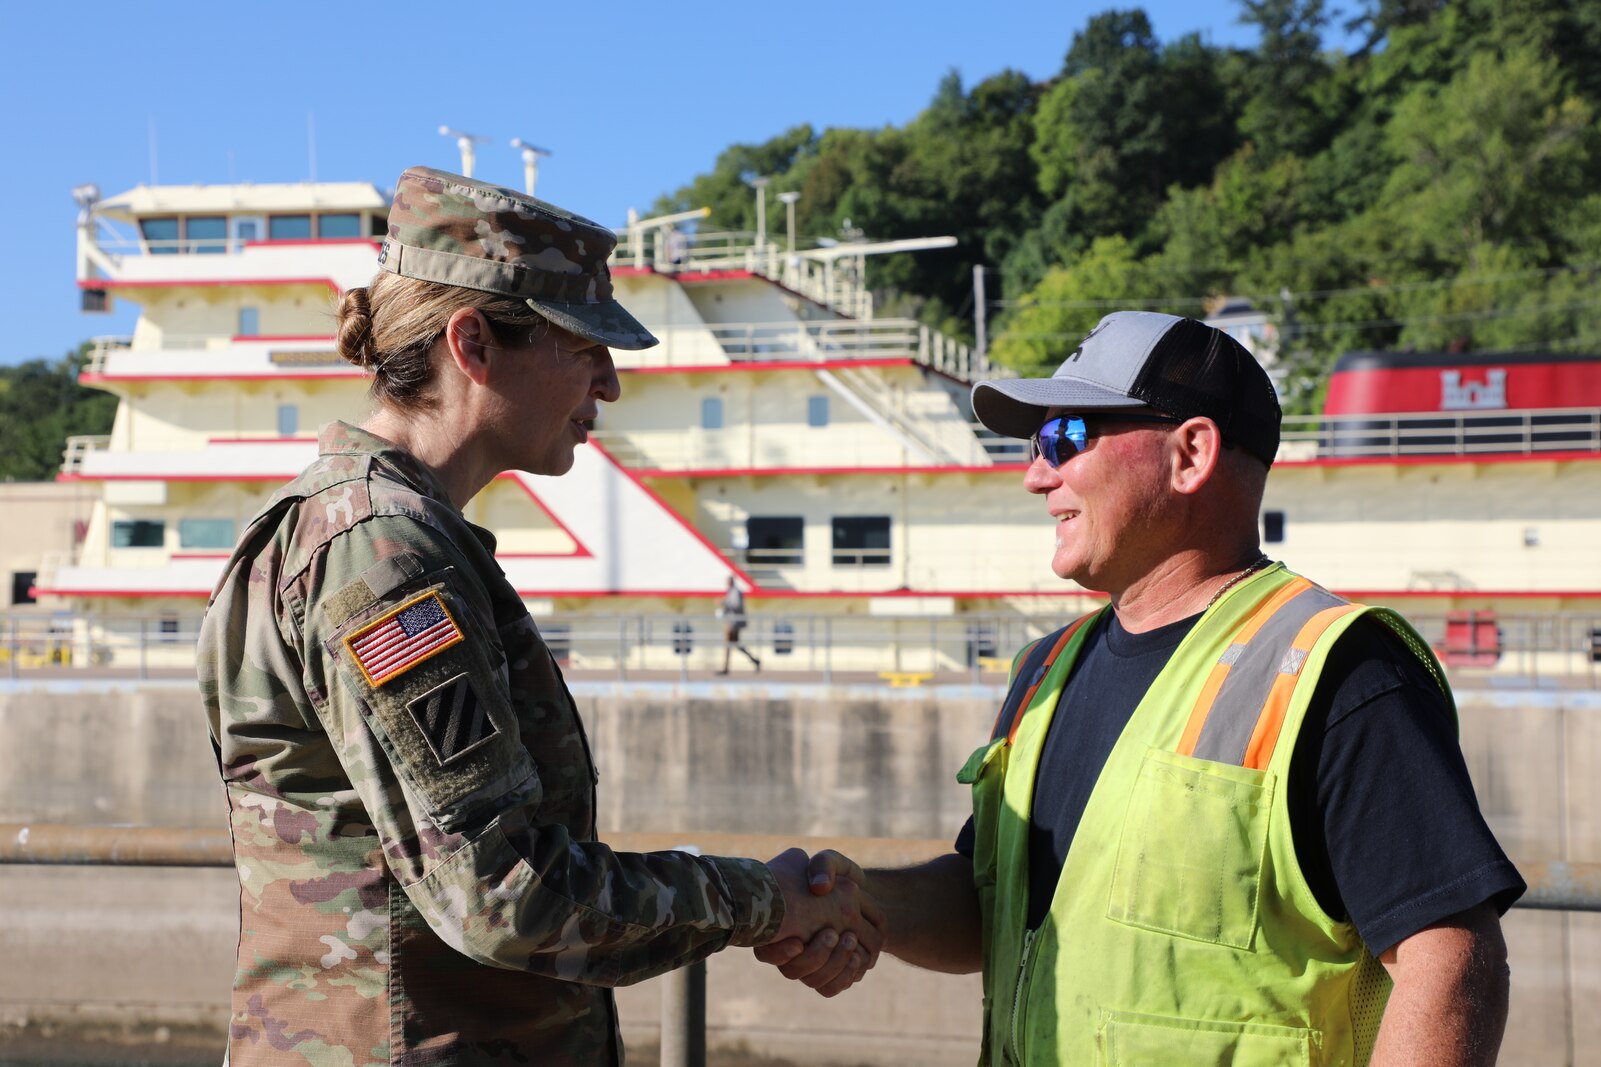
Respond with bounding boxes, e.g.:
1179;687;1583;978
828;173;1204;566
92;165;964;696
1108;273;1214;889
407;673;499;764
345;591;465;686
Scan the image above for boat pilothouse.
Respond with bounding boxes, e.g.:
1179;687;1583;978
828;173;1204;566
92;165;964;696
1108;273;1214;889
52;176;1036;656
44;176;1601;677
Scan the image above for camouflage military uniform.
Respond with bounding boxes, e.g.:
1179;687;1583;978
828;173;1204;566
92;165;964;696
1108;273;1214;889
198;422;783;1066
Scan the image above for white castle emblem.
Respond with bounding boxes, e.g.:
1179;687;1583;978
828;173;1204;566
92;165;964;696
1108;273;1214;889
1439;369;1507;411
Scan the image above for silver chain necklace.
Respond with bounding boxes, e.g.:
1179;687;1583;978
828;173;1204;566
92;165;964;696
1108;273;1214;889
1206;554;1274;609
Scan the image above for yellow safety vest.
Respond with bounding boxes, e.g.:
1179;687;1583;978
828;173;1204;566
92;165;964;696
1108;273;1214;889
958;565;1452;1066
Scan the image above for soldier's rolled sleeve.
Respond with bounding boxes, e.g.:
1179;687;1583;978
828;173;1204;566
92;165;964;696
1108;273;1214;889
705;855;785;947
413;806;784;984
299;519;782;985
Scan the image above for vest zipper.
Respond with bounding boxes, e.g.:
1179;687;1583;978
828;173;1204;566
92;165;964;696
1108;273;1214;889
1007;927;1037;1064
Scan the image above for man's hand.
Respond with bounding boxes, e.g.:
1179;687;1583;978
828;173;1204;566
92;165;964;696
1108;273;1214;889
758;848;885;997
758;849;982;991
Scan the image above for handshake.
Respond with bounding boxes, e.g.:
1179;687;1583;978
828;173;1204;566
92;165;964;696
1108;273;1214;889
756;847;884;997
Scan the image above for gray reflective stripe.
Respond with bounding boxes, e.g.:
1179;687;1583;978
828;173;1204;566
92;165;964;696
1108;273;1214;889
1191;585;1347;765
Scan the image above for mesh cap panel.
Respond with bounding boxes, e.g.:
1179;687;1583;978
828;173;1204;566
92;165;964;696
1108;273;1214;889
1129;318;1281;465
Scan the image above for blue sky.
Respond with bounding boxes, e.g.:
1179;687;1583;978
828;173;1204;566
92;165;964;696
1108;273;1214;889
1;0;1348;367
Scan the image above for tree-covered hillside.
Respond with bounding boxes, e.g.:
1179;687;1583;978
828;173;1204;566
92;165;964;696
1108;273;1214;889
655;0;1601;412
0;345;117;481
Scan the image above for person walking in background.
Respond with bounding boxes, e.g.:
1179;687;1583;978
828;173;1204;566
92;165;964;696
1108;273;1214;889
759;312;1523;1064
196;167;879;1067
716;574;761;674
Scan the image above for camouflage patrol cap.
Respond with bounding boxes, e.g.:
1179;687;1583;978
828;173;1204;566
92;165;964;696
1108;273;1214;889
379;166;658;351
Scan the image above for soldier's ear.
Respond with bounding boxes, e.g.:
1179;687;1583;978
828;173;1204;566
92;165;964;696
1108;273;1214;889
443;308;494;387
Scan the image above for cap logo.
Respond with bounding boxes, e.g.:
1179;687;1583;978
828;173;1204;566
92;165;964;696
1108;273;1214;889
376;239;390;266
1067;322;1107;361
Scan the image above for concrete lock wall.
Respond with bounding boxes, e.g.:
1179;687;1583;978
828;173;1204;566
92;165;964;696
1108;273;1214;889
2;682;1599;1065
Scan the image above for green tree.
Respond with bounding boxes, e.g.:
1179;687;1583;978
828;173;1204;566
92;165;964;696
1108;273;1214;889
1234;0;1335;160
847;69;1043;335
652;124;820;233
1152;146;1311;290
0;344;118;481
990;236;1169;373
1031;12;1236;251
1383;48;1594;270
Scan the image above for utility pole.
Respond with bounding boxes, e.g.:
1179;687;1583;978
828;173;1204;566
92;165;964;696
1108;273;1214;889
777;190;800;253
973;264;988;363
748;176;771;251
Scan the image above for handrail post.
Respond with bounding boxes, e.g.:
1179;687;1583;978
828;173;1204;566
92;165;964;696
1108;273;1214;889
823;617;833;686
138;618;148;681
7;618;17;681
617;617;627;683
660;958;707;1067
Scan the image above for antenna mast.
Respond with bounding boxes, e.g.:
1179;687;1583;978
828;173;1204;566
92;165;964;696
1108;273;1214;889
438;126;490;178
510;138;553;197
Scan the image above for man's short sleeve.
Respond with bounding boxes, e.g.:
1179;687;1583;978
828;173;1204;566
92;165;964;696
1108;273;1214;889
1291;616;1526;955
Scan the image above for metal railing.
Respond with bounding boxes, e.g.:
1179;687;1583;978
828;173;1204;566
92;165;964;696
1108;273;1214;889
6;609;1601;685
80;234;375;257
87;335;337;366
2;823;1596;913
1279;408;1601;459
612;227;875;320
971;409;1601;463
60;434;111;475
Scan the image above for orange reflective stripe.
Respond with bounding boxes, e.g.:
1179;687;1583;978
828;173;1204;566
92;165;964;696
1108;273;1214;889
1177;660;1232;757
1233;577;1314;643
1007;614;1094;746
1241;604;1362;771
1176;577;1314;756
989;636;1045;740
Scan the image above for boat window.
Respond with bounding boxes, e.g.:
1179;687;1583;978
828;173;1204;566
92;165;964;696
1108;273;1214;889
277;404;300;436
230;217;264;250
238;307;260;336
179;518;236;550
111;520;166;549
746;516;804;566
808;395;830;428
141;217;180;255
317;214;361;238
186;216;228;254
831;516;890;567
10;571;37;606
1263;510;1286;543
701;397;724;430
268;215;313;240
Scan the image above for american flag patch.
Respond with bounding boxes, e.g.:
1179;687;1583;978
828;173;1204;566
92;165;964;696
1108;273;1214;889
344;591;465;686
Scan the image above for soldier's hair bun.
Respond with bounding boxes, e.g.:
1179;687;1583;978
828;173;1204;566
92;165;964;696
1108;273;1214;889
336;287;379;369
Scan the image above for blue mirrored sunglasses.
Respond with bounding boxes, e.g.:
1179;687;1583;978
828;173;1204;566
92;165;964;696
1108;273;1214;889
1030;413;1183;466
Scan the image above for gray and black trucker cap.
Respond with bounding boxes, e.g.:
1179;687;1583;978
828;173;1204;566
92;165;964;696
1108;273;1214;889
970;311;1282;465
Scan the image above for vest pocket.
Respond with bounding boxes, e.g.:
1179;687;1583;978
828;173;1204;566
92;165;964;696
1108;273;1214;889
1106;746;1274;949
1098;1010;1316;1066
